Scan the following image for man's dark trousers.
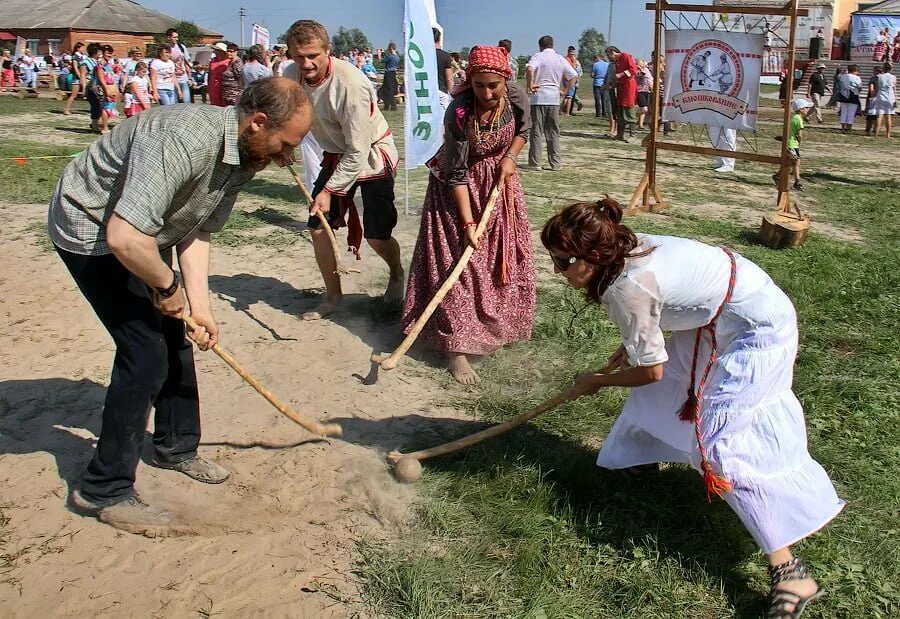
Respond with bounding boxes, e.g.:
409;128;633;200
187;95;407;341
56;247;201;506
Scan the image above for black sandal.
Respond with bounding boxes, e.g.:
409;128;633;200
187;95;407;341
766;557;825;618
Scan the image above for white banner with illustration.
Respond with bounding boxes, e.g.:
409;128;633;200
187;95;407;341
251;24;270;49
850;14;900;61
403;0;444;169
663;29;764;130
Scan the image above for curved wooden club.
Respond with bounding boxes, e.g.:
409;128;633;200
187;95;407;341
372;181;505;370
286;164;360;275
387;359;619;464
183;315;342;437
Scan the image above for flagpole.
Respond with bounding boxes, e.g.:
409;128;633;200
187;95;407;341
405;165;409;216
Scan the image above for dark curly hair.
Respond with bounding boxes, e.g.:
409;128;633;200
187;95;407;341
541;197;654;302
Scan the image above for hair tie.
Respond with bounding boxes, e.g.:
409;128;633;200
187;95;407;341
595;200;607;215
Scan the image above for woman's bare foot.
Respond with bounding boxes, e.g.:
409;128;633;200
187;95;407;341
383;268;405;304
302;297;341;321
448;353;480;385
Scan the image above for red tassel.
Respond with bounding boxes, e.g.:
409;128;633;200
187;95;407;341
701;462;733;502
679;391;700;422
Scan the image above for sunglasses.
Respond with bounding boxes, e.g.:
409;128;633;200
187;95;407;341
550;253;577;271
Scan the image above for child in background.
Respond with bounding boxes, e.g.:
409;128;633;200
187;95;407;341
124;61;151;117
865;66;882;135
775;98;813;191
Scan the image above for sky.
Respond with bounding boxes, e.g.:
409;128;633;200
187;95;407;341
144;0;713;60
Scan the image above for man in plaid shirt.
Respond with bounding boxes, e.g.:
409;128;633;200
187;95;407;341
48;77;312;535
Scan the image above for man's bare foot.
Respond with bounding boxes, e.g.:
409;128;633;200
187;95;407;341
302;298;341;321
383;269;405;304
448;353;480;385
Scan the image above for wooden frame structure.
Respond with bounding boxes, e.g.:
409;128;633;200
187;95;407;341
630;0;811;246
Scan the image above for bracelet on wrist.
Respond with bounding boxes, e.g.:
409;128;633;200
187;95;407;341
154;269;180;299
463;221;477;229
502;154;517;164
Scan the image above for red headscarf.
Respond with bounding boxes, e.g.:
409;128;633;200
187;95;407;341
465;45;513;80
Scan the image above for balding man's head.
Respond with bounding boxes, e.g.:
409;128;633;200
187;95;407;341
237;76;311;128
236;77;312;172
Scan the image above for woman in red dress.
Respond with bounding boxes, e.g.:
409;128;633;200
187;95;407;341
402;46;536;384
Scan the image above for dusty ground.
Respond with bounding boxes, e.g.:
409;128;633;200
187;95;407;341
0;197;474;617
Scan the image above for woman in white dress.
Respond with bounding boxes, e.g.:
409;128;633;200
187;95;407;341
541;198;844;619
873;62;896;138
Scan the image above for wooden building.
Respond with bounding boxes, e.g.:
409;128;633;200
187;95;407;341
0;0;222;58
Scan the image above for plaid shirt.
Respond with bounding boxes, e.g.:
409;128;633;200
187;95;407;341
48;105;256;255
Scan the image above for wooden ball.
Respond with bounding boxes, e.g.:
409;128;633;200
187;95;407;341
393;457;423;483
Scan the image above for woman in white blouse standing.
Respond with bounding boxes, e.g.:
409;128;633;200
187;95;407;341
872;62;896;138
541;198;844;619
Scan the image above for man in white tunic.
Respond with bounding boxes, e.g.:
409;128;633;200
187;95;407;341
284;20;404;320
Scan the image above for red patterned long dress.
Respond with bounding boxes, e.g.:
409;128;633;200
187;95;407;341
401;84;536;355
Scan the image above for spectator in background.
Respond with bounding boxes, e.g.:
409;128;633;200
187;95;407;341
207;42;228;106
498;39;518;79
191;61;208;103
872;62;896;138
120;47;143;93
831;30;844;61
271;45;288;76
837;64;862;132
20;50;37;89
865;66;881;136
82;43;112;134
242;45;273;85
63;42;86;115
873;28;889;62
561;46;582;115
603;56;618;137
892;31;900;63
361;57;378;84
826;66;844;108
150;44;178;106
710;125;737;172
281;49;295;77
636;59;653;130
166;28;193;103
124;61;152;117
806;63;829;124
433;28;453;109
525;35;577;170
1;50;14;91
380;41;400;110
607;46;638;142
591;53;609;119
100;46;119;120
221;43;244;106
449;52;466;89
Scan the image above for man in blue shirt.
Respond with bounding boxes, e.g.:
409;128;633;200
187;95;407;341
591;54;610;118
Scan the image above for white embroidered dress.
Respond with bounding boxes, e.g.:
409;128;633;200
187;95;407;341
597;235;844;552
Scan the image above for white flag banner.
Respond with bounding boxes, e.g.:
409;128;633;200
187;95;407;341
251;24;270;49
403;0;444;169
663;29;764;130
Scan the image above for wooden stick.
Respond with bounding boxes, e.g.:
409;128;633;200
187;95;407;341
183;315;342;437
373;182;504;371
286;164;360;275
387;359;619;464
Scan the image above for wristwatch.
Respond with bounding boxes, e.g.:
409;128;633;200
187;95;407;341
154;270;180;299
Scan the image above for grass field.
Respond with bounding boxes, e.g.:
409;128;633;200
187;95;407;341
1;92;898;618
